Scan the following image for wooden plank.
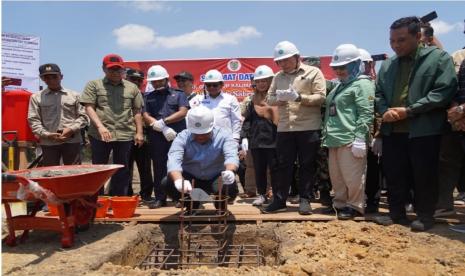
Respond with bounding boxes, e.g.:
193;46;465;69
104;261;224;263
34;200;465;224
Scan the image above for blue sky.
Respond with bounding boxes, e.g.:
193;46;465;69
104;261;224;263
2;1;464;91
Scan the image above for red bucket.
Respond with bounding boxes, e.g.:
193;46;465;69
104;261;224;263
95;196;111;218
110;196;139;218
47;203;59;216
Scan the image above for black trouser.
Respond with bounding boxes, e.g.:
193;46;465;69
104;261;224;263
382;134;441;221
289;162;299;196
437;132;465;209
365;149;381;208
454;132;465;194
237;158;246;190
148;131;172;201
160;172;238;202
41;143;81;166
458;166;465;193
89;136;132;196
274;130;320;203
128;142;153;199
251;148;278;195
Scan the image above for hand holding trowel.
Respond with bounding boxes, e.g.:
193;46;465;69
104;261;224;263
190;188;211;201
174;178;211;201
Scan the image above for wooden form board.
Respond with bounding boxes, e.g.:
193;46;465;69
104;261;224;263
93;202;465;224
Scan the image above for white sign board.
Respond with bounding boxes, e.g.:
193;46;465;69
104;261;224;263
2;33;40;92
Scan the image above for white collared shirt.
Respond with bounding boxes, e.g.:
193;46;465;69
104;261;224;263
191;92;242;139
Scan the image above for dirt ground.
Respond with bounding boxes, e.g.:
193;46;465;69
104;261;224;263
2;220;465;275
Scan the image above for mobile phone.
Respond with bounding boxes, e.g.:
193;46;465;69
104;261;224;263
420;11;438;23
372;54;388;61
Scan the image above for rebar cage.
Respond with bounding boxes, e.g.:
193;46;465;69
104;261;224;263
139;179;265;270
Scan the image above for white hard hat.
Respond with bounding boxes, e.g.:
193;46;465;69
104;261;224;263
273;41;300;61
358;48;373;62
186;106;215;134
147;65;169;81
254;65;274;80
330;44;361;67
203;69;223;83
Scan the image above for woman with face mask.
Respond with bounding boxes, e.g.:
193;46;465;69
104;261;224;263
322;44;375;219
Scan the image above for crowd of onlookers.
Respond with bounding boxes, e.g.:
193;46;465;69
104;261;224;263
25;15;465;232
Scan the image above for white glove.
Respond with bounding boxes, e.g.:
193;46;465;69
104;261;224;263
371;138;382;156
276;89;290;101
241;138;249;152
286;84;300;101
150;119;166;132
276;85;299;101
162;126;177;141
351;138;367;158
174;179;192;193
221;170;235;185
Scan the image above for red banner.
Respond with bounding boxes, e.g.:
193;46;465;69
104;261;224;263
124;56;333;101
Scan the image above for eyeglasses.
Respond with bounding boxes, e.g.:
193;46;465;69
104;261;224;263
332;65;347;71
175;78;189;83
205;83;220;88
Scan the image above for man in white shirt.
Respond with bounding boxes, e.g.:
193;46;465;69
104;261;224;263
191;69;242;141
190;69;242;202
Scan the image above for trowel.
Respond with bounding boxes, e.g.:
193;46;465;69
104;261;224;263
190;188;211;201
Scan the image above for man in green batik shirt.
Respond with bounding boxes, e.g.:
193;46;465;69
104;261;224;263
375;16;457;231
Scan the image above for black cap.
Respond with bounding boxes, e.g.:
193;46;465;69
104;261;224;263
126;68;145;79
39;63;61;76
174;71;194;81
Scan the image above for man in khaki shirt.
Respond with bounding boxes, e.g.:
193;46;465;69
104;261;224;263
264;41;326;215
80;54;144;196
28;63;89;166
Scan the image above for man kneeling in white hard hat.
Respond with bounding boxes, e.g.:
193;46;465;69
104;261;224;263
161;105;239;210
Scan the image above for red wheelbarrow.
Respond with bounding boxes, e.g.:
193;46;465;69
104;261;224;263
2;164;123;248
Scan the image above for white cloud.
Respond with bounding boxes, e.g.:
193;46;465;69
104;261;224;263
113;24;156;50
113;25;261;50
131;1;171;12
155;26;261;50
430;20;462;35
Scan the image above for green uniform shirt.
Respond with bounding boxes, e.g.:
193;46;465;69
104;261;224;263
375;46;457;138
80;78;143;141
391;47;420;132
322;76;375;148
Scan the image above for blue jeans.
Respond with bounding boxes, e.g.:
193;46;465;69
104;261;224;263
89;136;133;196
161;172;238;202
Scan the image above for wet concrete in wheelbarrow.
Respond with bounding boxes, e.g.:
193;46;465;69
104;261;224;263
3;220;465;275
14;168;100;179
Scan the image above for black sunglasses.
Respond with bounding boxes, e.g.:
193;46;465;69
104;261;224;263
205;83;220;88
332;65;347;71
